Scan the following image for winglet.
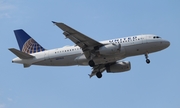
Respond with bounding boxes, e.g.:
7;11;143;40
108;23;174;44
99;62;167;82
52;21;57;26
9;48;34;59
52;21;56;24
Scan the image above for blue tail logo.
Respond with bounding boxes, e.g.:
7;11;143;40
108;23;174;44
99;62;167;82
14;29;45;54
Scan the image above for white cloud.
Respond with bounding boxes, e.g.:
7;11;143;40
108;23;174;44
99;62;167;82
7;97;13;102
0;0;16;18
0;104;6;108
0;3;14;11
0;13;11;18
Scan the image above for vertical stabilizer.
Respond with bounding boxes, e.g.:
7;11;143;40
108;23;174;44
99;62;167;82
14;29;45;54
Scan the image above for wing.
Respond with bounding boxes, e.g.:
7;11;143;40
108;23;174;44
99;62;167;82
52;21;103;59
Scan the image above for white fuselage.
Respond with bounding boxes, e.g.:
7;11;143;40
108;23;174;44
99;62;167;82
12;34;170;66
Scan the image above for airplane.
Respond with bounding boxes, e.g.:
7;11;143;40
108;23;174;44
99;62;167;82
9;21;170;78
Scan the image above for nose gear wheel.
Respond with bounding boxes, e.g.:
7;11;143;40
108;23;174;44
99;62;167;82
145;53;150;64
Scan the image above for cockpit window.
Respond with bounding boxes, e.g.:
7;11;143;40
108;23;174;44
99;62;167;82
153;36;161;39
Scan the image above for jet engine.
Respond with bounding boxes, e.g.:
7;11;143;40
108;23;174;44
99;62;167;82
98;43;121;55
106;61;131;73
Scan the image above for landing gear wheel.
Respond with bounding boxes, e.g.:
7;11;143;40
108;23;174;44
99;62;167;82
145;53;150;64
96;72;102;78
88;60;95;67
146;59;150;64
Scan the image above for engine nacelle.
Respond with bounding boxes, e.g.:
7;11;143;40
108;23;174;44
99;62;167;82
106;61;131;73
98;44;121;55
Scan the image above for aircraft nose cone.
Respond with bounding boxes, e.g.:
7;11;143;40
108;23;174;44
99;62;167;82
163;40;170;48
165;40;170;47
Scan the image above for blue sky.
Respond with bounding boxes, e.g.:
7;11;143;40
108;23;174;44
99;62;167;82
0;0;180;108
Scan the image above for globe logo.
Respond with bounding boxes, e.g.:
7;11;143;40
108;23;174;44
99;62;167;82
22;38;45;54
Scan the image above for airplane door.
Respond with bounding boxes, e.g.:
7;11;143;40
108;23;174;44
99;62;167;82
44;51;49;60
142;36;147;43
44;50;53;65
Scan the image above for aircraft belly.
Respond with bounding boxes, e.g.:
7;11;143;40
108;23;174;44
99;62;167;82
34;53;80;66
124;44;145;56
145;41;166;52
124;42;164;57
93;53;125;65
33;60;52;66
51;56;77;66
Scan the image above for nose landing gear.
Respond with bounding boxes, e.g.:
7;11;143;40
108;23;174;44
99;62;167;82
145;53;150;64
146;59;150;64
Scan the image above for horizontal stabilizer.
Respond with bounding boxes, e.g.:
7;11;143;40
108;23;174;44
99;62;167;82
9;48;34;59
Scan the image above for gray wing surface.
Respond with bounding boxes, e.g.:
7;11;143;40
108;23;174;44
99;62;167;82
52;21;103;59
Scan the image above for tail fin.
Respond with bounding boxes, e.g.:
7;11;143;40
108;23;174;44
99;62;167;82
14;29;45;54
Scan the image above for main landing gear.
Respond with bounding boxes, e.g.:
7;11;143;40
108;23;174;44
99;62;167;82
88;60;95;67
145;53;150;64
88;60;102;78
96;72;102;78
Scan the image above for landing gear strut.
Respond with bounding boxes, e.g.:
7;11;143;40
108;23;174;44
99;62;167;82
88;60;95;67
145;53;150;64
96;72;102;78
